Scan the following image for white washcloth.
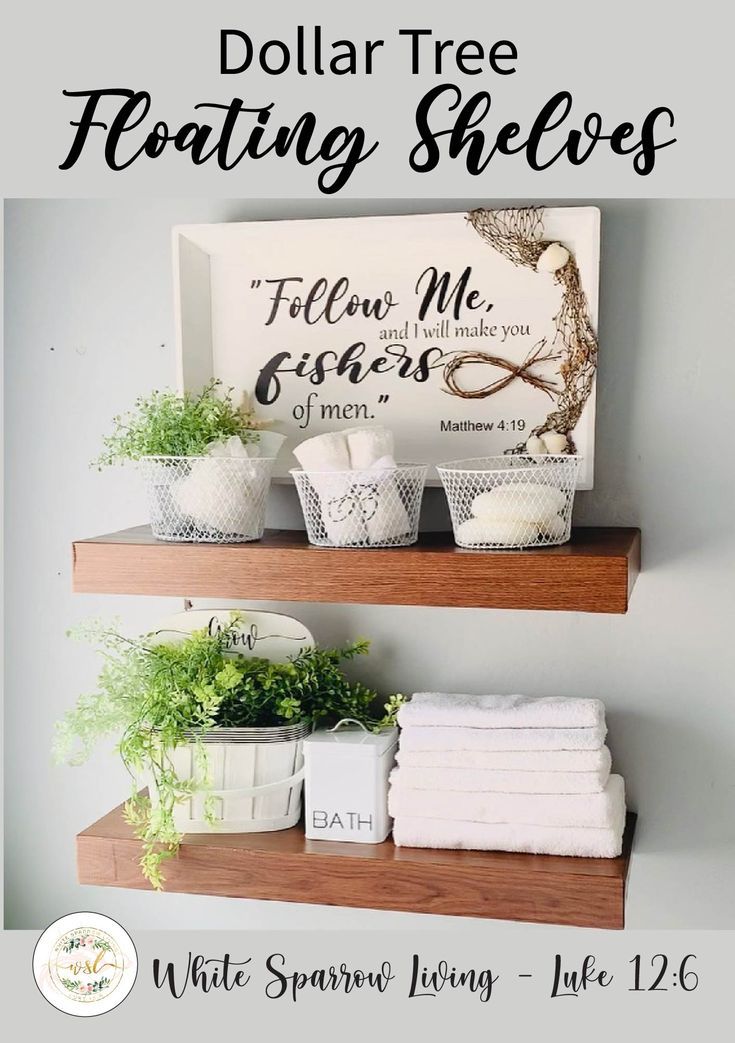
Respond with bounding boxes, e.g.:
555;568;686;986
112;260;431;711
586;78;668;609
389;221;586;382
173;458;264;537
293;427;410;545
344;426;394;468
293;431;352;471
206;431;287;460
345;427;409;544
293;432;363;545
250;430;287;459
389;774;625;829
173;430;284;536
394;765;609;794
396;747;612;774
398;724;607;753
392;817;624;858
360;462;413;544
398;693;605;730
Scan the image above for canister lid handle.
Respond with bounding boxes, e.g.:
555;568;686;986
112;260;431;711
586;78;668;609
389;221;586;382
328;718;369;733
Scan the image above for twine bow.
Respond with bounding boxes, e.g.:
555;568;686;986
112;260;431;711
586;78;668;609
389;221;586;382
327;483;379;523
442;340;562;400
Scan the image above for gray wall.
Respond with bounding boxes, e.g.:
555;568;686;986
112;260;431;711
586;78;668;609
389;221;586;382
4;198;734;930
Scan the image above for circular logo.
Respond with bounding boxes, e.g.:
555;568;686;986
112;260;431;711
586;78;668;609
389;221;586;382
33;913;137;1016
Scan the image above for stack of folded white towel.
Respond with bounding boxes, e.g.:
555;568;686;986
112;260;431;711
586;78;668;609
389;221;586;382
389;693;626;858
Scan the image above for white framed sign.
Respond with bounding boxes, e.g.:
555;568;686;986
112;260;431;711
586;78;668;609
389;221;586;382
173;207;600;487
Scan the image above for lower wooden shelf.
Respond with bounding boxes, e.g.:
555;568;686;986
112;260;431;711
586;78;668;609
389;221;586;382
77;803;636;929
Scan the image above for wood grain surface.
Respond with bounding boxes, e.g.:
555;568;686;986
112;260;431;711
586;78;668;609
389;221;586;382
77;803;636;929
72;526;640;613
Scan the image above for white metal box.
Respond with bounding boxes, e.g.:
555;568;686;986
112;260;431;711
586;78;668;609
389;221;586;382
304;724;398;843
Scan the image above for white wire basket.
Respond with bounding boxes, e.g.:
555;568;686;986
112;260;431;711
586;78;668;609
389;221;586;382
290;464;428;548
437;455;581;550
139;455;276;543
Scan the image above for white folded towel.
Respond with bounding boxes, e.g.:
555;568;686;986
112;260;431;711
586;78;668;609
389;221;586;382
389;774;625;830
398;724;607;753
398;693;605;730
394;765;609;794
392;817;624;858
396;747;612;774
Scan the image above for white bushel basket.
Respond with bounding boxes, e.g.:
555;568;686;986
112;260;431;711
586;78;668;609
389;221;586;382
290;464;428;548
159;722;310;834
437;455;581;550
139;455;276;543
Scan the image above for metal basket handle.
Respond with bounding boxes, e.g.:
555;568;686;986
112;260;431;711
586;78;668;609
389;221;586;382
207;765;305;799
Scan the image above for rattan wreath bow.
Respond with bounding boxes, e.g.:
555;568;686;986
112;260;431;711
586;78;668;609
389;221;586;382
442;339;562;400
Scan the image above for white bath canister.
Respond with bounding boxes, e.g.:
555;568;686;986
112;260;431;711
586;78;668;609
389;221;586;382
304;720;399;843
155;721;310;834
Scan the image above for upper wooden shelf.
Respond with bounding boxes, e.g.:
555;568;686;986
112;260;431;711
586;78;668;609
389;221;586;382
72;526;640;613
77;802;636;929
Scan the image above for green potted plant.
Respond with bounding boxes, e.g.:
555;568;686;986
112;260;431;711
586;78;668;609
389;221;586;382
54;616;401;889
96;379;285;542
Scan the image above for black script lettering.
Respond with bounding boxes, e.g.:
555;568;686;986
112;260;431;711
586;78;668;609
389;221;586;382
153;953;251;997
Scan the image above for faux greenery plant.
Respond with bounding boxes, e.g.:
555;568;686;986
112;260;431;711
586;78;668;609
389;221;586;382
54;618;402;888
94;379;266;466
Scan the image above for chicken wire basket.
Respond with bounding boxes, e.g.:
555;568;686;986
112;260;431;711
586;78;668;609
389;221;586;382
437;455;581;550
139;455;276;543
290;464;428;548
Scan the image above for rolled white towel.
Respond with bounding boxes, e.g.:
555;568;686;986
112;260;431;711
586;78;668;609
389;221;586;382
252;430;287;458
398;723;607;753
344;426;394;469
205;431;287;460
205;434;256;459
293;432;364;545
392;817;625;858
346;427;410;544
389;773;626;830
394;765;610;794
396;746;612;775
293;431;352;471
172;431;279;536
398;693;605;730
538;514;567;540
360;465;414;545
173;458;262;537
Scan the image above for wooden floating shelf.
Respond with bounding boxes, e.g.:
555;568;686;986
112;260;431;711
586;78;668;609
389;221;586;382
72;525;640;613
77;803;636;929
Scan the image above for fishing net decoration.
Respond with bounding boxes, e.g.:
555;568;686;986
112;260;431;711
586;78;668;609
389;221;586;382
442;206;599;454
